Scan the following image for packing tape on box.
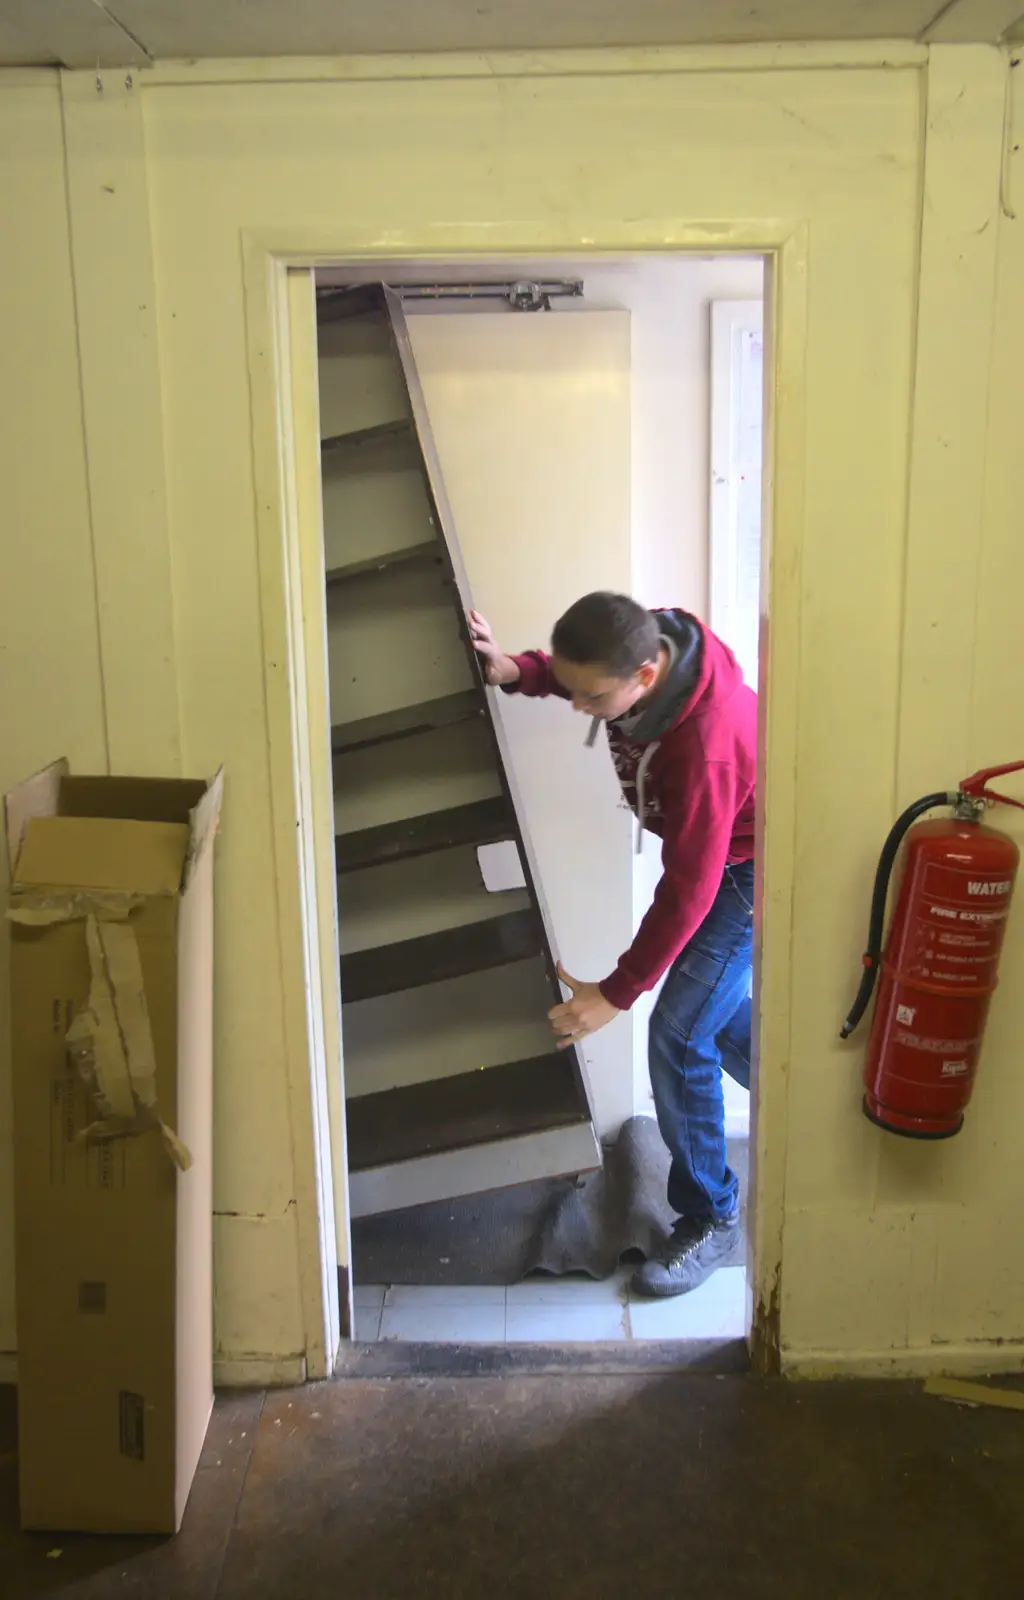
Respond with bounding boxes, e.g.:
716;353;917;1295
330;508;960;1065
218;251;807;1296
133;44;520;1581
8;896;193;1171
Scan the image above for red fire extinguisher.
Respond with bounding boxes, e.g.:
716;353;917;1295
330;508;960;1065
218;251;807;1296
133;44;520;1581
841;762;1024;1139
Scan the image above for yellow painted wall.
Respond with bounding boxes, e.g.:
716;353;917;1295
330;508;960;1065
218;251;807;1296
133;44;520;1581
0;79;109;1364
1;42;1022;1376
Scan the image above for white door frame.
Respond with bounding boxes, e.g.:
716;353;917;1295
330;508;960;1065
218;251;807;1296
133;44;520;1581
709;298;765;694
242;227;806;1375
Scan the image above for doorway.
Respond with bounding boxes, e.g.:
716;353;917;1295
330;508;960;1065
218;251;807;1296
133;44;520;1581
307;255;767;1353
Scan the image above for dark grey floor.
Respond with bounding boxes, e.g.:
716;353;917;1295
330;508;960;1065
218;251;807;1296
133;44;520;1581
3;1372;1024;1598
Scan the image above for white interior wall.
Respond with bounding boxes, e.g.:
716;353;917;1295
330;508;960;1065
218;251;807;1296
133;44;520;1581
567;258;765;1127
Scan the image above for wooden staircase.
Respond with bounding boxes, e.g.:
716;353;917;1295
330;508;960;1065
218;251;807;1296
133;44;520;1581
317;283;599;1216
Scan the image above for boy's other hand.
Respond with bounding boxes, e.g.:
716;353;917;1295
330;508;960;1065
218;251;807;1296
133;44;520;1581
549;964;620;1048
468;610;521;687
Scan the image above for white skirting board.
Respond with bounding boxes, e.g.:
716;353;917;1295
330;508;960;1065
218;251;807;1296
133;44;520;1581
349;1120;602;1219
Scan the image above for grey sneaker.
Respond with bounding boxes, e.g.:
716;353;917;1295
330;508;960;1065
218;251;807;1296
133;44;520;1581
632;1213;740;1299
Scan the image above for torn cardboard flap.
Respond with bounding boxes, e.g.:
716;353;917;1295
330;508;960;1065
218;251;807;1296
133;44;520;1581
4;762;222;1178
69;918;142;1123
3;757;69;879
7;890;194;1169
7;889;140;927
6;760;223;893
14;816;189;896
60;912;192;1172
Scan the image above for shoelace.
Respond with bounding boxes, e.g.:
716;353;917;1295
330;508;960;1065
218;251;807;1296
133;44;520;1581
668;1222;714;1262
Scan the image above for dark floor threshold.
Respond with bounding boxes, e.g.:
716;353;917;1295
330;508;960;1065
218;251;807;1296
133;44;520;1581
335;1338;749;1380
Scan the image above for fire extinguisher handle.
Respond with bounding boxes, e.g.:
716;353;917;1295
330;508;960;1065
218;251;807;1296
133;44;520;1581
960;762;1024;810
981;789;1024;811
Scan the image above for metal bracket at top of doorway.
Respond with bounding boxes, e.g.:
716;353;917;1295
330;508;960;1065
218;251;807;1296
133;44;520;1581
316;279;583;322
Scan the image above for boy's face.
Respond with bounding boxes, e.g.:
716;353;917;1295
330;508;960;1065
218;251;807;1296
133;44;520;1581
551;655;659;722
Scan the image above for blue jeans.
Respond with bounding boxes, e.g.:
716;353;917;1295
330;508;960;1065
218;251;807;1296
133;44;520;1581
648;859;755;1223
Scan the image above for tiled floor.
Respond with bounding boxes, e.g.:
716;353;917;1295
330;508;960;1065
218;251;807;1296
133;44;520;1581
353;1265;747;1343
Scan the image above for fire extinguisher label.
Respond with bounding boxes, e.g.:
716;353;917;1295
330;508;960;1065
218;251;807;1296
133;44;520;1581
940;1060;969;1077
894;1029;981;1053
922;863;1013;911
900;863;1016;987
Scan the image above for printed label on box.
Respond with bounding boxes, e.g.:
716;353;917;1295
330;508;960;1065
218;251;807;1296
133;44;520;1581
119;1392;146;1462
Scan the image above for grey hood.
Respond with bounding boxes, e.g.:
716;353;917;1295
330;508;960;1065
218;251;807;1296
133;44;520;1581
584;611;704;853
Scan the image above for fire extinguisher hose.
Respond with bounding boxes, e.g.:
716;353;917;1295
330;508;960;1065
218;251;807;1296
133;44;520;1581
839;791;955;1039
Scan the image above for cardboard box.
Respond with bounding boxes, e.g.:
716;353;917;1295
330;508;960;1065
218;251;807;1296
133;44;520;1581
6;760;223;1534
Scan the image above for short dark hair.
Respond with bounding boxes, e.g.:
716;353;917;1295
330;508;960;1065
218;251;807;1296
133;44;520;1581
551;592;660;677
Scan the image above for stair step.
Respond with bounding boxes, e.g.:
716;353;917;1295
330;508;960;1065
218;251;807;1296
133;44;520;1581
331;690;481;757
321;417;412;457
346;1051;587;1172
341;908;543;1003
324;538;440;587
335;795;513;875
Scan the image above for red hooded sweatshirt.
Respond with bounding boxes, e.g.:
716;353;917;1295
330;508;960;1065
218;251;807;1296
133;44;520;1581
506;609;757;1011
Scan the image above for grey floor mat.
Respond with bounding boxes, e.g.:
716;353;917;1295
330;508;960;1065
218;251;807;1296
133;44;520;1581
351;1114;749;1285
